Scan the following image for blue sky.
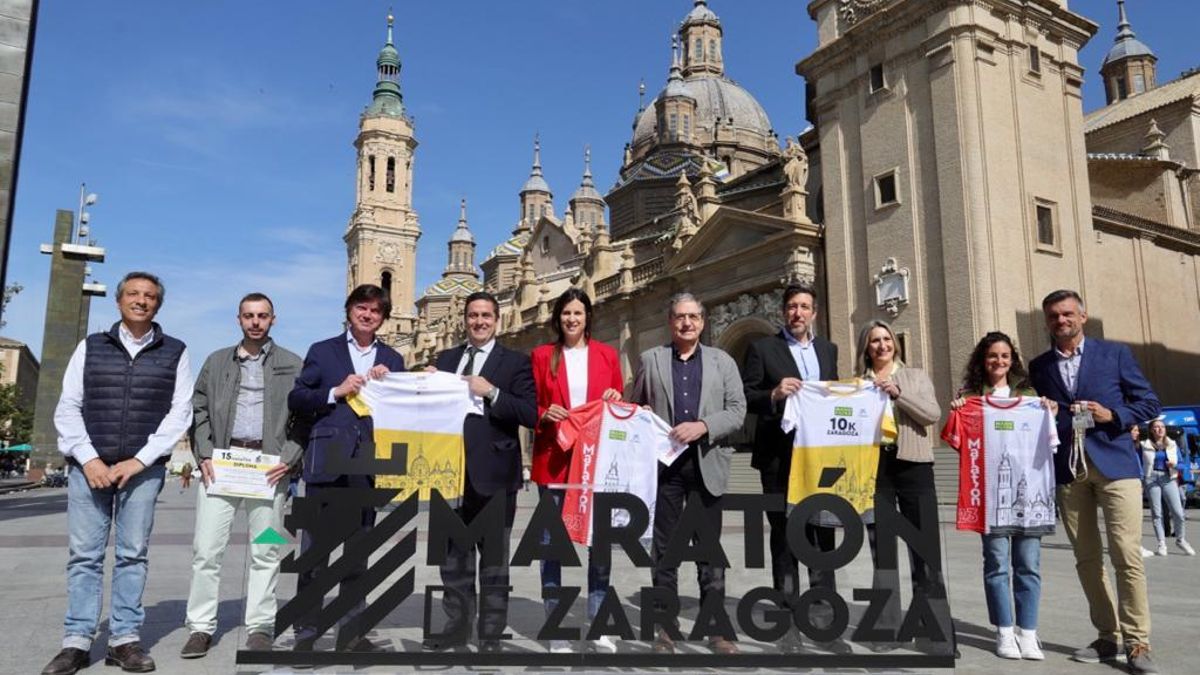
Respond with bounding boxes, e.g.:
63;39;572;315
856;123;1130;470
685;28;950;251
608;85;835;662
3;0;1195;361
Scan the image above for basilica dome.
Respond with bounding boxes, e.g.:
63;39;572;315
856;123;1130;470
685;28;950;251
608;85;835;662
633;75;773;149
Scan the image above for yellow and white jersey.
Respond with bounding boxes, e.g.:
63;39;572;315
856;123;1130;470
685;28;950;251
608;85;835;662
780;380;895;515
348;371;472;502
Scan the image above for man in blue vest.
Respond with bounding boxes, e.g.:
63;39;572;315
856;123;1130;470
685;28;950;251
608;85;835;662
42;271;193;675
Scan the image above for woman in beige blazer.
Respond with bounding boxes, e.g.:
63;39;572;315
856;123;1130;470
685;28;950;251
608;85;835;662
857;319;947;652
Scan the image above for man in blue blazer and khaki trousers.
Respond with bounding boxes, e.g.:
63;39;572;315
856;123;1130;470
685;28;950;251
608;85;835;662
1030;289;1161;674
288;284;406;653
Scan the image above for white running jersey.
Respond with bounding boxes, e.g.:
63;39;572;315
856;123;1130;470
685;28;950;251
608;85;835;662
941;395;1059;535
556;400;686;546
780;380;895;516
348;371;473;502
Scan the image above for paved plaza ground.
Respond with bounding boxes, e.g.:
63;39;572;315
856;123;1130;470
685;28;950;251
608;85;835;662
1;470;1195;675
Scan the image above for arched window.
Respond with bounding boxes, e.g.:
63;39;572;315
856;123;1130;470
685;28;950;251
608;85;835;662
710;39;718;61
367;155;376;191
386;157;396;193
695;38;703;61
683;114;690;139
381;270;392;300
540;204;547;219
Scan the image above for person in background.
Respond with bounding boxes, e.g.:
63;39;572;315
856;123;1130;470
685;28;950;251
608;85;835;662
950;331;1057;660
1140;419;1194;557
529;288;623;653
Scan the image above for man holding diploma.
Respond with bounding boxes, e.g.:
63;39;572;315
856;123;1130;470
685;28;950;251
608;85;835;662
180;293;304;659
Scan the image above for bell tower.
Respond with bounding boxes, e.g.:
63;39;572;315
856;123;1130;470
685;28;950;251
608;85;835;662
345;12;420;342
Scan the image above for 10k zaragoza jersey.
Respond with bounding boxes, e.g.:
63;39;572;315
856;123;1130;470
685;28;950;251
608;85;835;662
348;371;473;502
941;396;1059;536
780;380;895;517
556;400;686;546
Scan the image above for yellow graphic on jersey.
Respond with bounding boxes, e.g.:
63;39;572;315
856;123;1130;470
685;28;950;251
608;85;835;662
787;443;880;513
372;428;464;502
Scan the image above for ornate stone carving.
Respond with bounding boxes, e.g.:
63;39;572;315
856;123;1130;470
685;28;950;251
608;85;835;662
708;289;786;340
783;137;809;190
783;246;816;285
376;241;401;264
839;0;887;25
872;257;911;317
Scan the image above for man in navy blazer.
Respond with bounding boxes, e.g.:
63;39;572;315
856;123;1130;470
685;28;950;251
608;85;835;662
1030;289;1161;673
287;284;405;653
425;291;536;652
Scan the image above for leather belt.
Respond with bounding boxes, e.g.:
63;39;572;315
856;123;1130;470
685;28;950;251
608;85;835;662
230;438;263;450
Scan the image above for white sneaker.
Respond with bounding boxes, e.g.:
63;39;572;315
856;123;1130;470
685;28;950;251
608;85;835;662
1141;546;1156;558
1155;542;1168;556
1178;539;1197;556
996;629;1021;659
1015;628;1044;660
592;635;618;653
549;640;572;653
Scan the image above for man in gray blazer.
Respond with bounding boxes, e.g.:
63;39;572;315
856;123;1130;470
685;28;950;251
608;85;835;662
629;292;746;655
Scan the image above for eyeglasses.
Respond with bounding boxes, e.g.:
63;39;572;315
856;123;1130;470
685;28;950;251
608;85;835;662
671;313;703;323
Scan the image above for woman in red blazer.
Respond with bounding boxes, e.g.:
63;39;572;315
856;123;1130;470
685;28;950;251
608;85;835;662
531;287;623;653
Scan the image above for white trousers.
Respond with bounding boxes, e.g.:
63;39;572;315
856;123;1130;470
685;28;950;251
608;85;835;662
184;481;287;635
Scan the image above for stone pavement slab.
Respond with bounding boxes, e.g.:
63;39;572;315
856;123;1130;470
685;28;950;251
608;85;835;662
1;479;1194;674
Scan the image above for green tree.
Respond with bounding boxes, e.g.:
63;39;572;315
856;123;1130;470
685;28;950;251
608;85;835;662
1;282;22;330
0;379;33;446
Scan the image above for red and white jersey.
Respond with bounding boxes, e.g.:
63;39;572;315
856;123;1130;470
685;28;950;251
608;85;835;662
556;400;686;546
941;395;1059;536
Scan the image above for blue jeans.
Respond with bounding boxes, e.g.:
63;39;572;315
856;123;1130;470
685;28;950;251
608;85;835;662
1145;471;1186;543
981;533;1041;630
63;462;166;650
539;486;611;620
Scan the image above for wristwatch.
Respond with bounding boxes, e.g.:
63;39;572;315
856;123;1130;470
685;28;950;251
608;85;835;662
486;386;500;403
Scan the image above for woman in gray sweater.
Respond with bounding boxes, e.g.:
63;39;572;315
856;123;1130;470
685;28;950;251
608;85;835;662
857;319;947;652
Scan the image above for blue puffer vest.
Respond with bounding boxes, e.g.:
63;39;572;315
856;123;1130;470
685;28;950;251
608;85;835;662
81;322;186;465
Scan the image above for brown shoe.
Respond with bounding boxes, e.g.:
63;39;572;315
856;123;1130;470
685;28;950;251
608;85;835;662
652;629;676;654
40;648;89;675
708;636;739;655
179;632;211;659
246;632;274;651
105;642;156;672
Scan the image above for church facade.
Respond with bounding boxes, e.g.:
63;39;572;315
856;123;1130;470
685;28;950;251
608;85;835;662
345;1;1200;411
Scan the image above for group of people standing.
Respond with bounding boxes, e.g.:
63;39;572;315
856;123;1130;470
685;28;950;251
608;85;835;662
38;272;1175;674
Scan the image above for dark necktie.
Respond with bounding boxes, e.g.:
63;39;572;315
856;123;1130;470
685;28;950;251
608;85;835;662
462;346;478;376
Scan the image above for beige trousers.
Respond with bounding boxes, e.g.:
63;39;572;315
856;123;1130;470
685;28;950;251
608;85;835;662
1056;454;1150;646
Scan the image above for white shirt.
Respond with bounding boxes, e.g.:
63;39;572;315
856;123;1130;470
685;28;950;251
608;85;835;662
457;338;498;412
1054;337;1086;398
563;344;589;409
784;330;820;381
992;385;1011;398
328;330;380;404
54;324;194;467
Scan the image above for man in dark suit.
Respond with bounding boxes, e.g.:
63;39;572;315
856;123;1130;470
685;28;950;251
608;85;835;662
741;283;848;654
287;284;405;652
425;291;537;652
1030;289;1161;674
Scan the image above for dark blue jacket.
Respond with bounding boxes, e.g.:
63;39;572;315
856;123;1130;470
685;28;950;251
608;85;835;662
288;334;405;484
1030;337;1161;484
82;322;185;466
436;342;536;496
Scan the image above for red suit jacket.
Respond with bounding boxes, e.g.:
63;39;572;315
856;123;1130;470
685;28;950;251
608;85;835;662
530;340;624;485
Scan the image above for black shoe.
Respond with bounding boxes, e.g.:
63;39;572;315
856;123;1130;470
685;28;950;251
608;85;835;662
104;642;155;673
245;632;273;651
338;636;387;652
815;637;853;654
422;636;467;651
179;632;212;659
1072;638;1122;663
478;639;502;653
40;648;89;675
